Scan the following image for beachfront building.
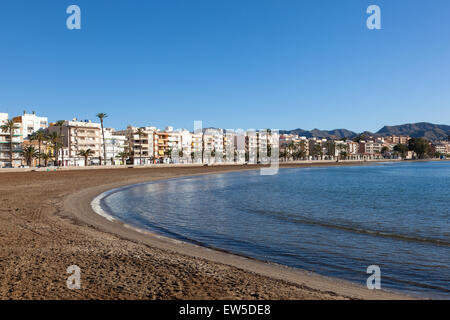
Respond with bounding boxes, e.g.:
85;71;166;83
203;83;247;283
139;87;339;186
0;113;23;167
12;111;49;166
308;138;327;160
153;130;169;163
104;128;127;165
191;131;203;163
116;126;155;165
179;130;194;162
223;130;236;162
12;111;48;141
432;142;449;156
345;141;361;160
245;130;259;163
166;129;194;163
203;128;224;164
49;118;103;166
358;140;384;159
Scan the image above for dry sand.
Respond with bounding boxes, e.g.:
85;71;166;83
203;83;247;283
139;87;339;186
0;162;415;299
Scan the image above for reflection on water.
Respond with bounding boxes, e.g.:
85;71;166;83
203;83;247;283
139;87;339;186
101;162;450;299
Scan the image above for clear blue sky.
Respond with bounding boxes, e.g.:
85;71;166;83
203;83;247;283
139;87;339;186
1;0;449;132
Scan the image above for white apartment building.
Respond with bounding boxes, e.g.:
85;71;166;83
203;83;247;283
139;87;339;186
166;129;194;163
13;111;48;140
104;128;127;165
257;130;279;163
179;130;194;162
308;138;328;159
223;130;236;162
360;140;383;154
0;113;23;167
203;128;224;164
50;118;103;166
246;130;259;163
165;127;182;163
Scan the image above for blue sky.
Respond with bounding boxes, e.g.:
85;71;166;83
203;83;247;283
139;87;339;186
1;0;449;132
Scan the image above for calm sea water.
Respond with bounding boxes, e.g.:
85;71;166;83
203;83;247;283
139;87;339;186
100;162;450;299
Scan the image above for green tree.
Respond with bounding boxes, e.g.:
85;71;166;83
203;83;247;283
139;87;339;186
381;146;390;158
54;120;66;166
393;144;408;158
47;131;62;165
21;146;38;166
78;149;95;166
336;143;348;160
96;113;108;165
408;138;432;159
311;144;323;159
116;151;129;165
325;141;336;158
30;130;47;167
39;152;52;167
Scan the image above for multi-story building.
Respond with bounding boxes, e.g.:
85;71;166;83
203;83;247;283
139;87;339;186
359;140;384;158
432;142;449;155
385;135;410;145
116;126;156;165
0;113;23;167
49;118;103;166
153;130;169;163
191;131;203;163
245;130;259;163
223;130;236;162
179;130;194;162
308;138;327;159
202;128;224;163
104;128;127;165
13;111;48;141
347;141;359;155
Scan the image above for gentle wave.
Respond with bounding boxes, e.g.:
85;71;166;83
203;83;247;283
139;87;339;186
244;207;450;246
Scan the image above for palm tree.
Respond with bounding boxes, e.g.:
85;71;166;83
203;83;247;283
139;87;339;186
135;128;145;165
21;146;38;167
39;152;52;167
1;119;17;167
55;120;66;166
96;113;108;165
116;151;129;165
47;131;62;165
336;143;349;161
78;149;95;166
30;130;47;167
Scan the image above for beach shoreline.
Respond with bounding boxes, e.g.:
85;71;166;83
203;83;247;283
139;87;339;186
0;161;420;299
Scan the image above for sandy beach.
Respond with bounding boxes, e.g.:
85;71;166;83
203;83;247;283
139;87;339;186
0;162;415;300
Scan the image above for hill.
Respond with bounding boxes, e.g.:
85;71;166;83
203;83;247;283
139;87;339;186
376;122;450;141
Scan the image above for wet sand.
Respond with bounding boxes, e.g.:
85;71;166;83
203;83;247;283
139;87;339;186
0;162;414;299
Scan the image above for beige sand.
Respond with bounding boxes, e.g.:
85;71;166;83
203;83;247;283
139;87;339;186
0;162;415;299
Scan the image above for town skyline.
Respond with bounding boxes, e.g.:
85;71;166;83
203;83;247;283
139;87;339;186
2;109;449;169
2;109;450;136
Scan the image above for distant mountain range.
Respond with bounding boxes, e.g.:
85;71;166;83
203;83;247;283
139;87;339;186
281;122;450;141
